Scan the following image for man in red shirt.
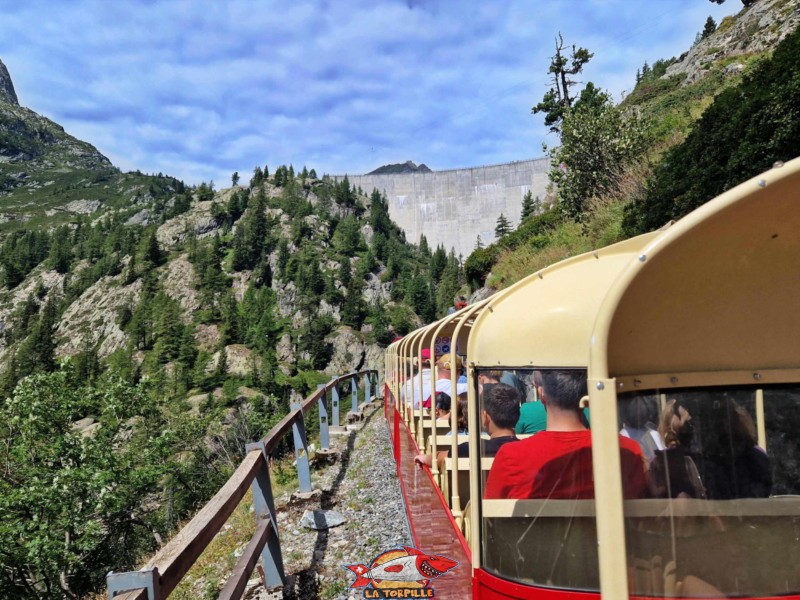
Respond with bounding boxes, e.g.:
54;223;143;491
484;370;647;500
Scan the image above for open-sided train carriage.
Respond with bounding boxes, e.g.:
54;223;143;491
385;157;800;599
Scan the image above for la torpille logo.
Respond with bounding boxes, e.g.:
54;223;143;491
344;546;458;598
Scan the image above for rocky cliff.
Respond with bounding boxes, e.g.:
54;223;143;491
666;0;800;84
0;59;19;105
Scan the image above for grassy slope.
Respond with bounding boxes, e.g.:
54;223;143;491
0;99;181;235
481;14;778;292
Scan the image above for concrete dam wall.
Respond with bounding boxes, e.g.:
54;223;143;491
334;158;551;257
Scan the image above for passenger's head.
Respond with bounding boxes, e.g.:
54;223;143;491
482;383;521;431
420;348;432;368
539;370;587;413
480;370;503;384
478;370;503;398
702;396;757;457
659;398;693;448
435;355;454;377
456;393;468;431
434;392;451;417
622;394;659;429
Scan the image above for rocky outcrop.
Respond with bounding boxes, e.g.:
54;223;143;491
368;160;432;175
323;326;385;380
55;276;141;358
209;344;257;378
0;268;67;361
126;208;153;226
194;323;221;350
0;59;19;105
156;201;220;248
162;254;200;318
64;199;102;215
230;270;252;302
362;273;392;304
665;0;800;84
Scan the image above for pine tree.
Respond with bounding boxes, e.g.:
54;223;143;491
419;234;430;256
221;292;241;345
140;229;164;269
341;276;367;328
25;295;57;373
231;171;240;186
532;32;594;133
339;259;352;290
251;166;264;187
214;343;228;384
475;235;484;250
495;213;512;238
701;16;717;39
231;225;248;271
48;226;72;274
521;191;539;222
277;240;290;279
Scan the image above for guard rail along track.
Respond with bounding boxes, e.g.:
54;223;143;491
106;369;380;600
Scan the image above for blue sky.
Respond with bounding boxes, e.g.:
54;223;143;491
0;0;738;186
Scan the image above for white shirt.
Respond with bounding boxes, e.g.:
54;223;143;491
434;378;468;399
402;368;433;408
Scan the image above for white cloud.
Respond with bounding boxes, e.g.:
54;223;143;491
0;0;740;184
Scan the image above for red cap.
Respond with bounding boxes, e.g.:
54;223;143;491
420;348;431;360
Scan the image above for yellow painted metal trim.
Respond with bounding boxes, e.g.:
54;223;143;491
614;368;800;393
756;388;767;452
589;377;629;600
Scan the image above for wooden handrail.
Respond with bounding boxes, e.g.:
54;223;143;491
109;369;378;600
261;369;373;453
114;450;265;600
218;517;273;600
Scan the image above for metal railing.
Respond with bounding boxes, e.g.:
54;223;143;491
107;369;379;600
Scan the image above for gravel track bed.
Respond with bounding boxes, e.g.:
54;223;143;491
249;401;411;600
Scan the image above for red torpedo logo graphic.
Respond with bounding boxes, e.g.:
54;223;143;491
345;546;458;588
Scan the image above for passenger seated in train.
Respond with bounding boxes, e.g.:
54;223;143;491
516;370;546;435
692;396;771;499
619;394;664;462
477;370;502;402
413;393;469;468
447;393;469;436
650;399;706;499
423;355;468;408
401;348;433;408
484;370;647;499
455;383;519;457
442;383;520;462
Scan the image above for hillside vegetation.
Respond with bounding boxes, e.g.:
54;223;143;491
467;0;800;292
0;66;466;596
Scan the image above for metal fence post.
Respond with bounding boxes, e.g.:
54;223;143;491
245;441;286;588
364;371;372;406
331;379;340;427
351;372;358;413
317;384;329;450
290;402;313;493
107;568;160;599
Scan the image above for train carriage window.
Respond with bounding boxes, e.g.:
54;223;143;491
622;385;800;597
478;368;647;591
